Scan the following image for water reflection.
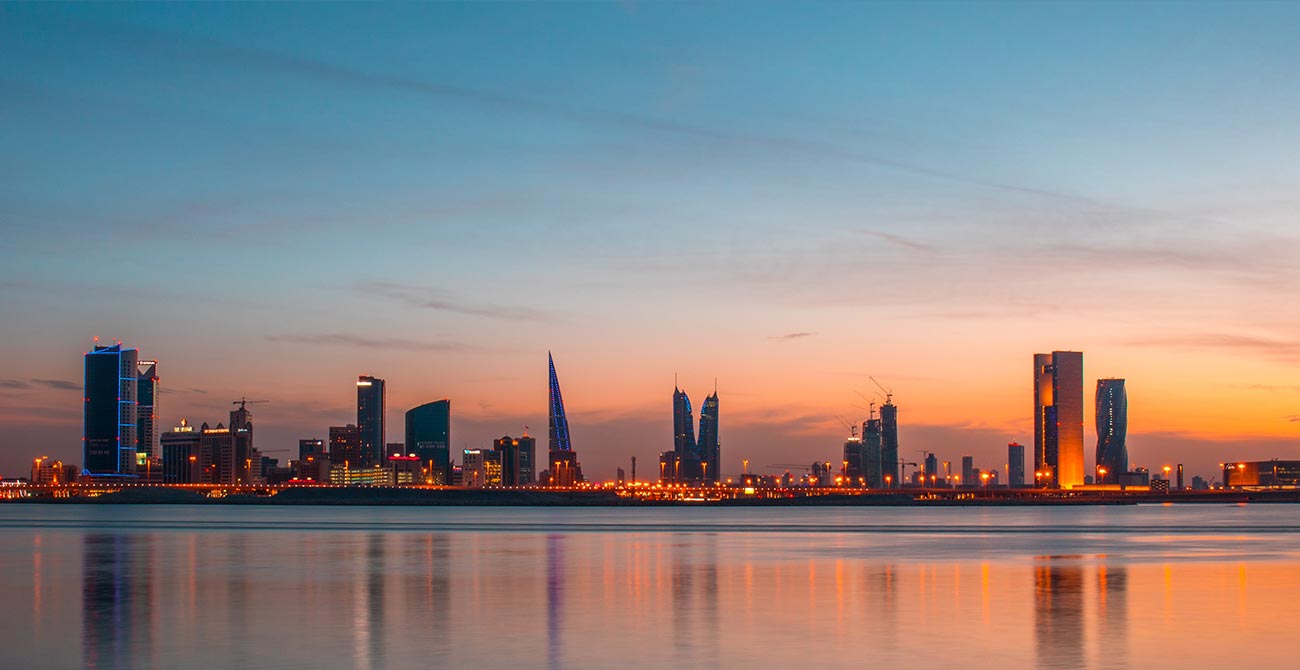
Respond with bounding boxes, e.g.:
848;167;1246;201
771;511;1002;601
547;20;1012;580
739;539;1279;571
1034;562;1085;670
8;507;1296;670
82;533;152;669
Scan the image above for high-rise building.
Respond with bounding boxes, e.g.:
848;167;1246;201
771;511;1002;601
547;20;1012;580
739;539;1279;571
84;343;139;475
406;400;450;484
495;434;537;486
1094;379;1127;485
161;419;201;484
842;434;863;485
356;376;386;465
547;353;581;484
329;424;362;466
924;453;938;487
1034;351;1084;488
298;438;325;461
136;360;159;462
549;353;572;453
698;391;720;484
1008;442;1026;487
962;455;975;488
862;418;883;488
229;401;258;484
879;400;899;488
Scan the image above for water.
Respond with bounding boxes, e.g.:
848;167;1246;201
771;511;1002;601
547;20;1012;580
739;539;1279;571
3;503;1299;669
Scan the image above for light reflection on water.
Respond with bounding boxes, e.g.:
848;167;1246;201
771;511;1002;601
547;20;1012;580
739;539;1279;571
3;504;1300;669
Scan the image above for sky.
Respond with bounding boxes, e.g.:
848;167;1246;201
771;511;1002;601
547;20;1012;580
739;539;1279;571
2;2;1298;482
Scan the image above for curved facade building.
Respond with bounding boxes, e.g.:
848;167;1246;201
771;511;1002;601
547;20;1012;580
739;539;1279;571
1094;379;1127;484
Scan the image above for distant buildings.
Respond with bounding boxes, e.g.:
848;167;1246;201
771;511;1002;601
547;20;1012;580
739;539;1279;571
161;419;200;483
1033;351;1084;488
861;417;883;488
298;438;324;461
329;424;362;466
495;434;536;486
962;455;975;488
406;400;451;484
356;376;385;465
1094;379;1128;485
1008;442;1026;487
84;343;139;475
665;383;721;484
30;457;77;485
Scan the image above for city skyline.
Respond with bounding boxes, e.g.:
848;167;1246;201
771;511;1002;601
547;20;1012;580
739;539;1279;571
3;4;1300;480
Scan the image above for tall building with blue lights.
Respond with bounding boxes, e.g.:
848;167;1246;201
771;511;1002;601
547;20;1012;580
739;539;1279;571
547;353;580;485
84;343;139;475
666;383;720;484
1095;379;1128;484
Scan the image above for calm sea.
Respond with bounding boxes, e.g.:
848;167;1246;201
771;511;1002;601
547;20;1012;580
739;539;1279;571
2;503;1298;669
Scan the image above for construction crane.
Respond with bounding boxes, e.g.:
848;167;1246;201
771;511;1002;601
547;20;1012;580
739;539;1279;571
870;377;893;404
232;397;270;410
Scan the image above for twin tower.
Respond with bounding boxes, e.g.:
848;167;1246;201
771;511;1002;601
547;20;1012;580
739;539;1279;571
663;384;720;484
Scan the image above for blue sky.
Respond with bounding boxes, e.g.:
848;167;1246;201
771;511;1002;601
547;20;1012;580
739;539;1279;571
2;2;1299;480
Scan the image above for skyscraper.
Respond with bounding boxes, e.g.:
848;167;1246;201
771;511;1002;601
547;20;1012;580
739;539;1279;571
406;399;451;484
672;387;697;481
1008;442;1026;487
862;418;883;488
1034;351;1084;488
357;376;386;465
547;353;580;485
879;400;899;488
1095;379;1127;484
84;343;139;475
548;353;572;453
698;390;720;483
136;360;159;462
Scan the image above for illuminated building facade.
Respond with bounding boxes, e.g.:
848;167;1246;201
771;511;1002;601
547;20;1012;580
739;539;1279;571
668;384;720;484
406;400;450;484
1223;460;1300;488
356;376;385;465
1034;350;1084;488
1094;379;1127;485
161;419;201;483
84;343;139;475
30;457;77;485
548;353;582;484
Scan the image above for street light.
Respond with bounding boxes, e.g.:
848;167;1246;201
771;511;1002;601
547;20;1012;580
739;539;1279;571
981;471;991;495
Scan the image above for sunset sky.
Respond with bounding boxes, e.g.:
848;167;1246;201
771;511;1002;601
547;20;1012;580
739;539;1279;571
2;3;1298;481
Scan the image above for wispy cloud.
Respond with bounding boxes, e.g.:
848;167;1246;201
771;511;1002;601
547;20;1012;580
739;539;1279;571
1288;415;1300;423
267;333;477;353
356;281;548;322
0;378;79;391
31;378;80;391
1123;333;1300;363
850;229;935;252
770;332;816;340
57;16;1111;207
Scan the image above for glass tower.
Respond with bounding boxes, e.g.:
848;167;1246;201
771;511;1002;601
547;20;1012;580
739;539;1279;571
406;399;451;484
84;343;139;475
357;376;385;465
1095;379;1127;484
136;361;159;462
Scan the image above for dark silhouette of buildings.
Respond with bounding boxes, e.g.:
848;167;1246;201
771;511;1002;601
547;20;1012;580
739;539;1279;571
698;391;720;483
862;417;883;488
665;383;720;484
160;419;200;483
1094;379;1127;484
495;433;537;485
406;400;451;484
357;376;385;465
879;400;899;487
1034;351;1084;488
298;438;325;461
84;343;139;475
1009;442;1026;487
329;424;362;466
